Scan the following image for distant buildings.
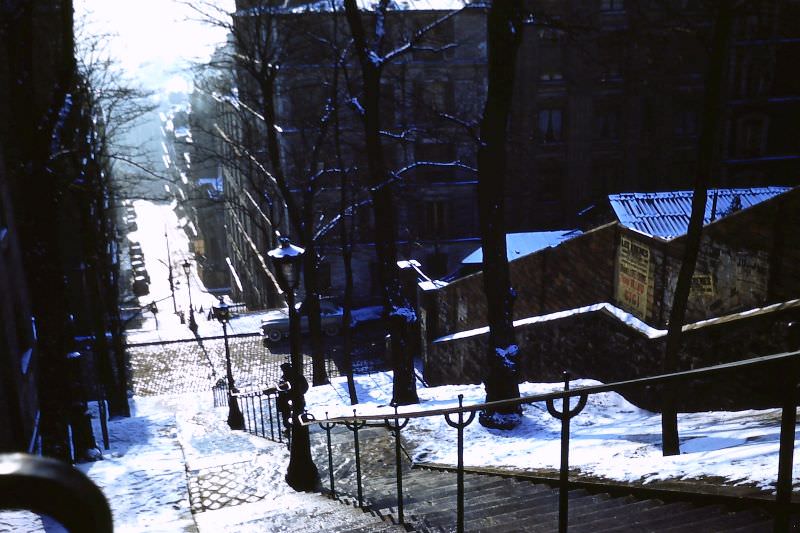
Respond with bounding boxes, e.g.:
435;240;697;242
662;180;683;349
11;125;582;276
508;0;800;230
194;0;798;309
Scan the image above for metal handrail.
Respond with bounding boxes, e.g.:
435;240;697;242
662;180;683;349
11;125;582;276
304;349;800;533
0;453;113;532
303;349;800;425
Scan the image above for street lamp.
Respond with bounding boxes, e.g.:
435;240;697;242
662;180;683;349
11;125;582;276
182;259;197;333
268;237;318;491
213;296;245;430
165;228;178;316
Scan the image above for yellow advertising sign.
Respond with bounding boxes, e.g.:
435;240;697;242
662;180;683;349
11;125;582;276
617;236;650;319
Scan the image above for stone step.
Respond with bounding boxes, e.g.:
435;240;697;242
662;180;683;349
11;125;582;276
334;473;515;510
382;481;539;517
457;491;627;531
571;501;721;532
565;497;668;530
655;508;772;532
309;425;779;532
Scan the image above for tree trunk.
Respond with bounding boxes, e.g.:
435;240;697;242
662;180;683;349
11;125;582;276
661;1;733;456
333;54;358;404
343;0;418;405
476;0;523;429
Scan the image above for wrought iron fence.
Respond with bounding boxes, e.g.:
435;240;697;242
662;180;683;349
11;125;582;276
235;386;289;446
304;349;800;533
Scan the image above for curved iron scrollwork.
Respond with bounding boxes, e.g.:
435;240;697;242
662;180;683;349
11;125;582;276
0;453;113;533
546;371;588;533
443;394;476;533
318;412;338;497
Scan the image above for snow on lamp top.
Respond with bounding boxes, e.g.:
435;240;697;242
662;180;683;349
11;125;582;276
267;237;305;259
268;237;304;290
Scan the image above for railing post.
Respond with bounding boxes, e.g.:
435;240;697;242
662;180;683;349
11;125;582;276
243;394;252;434
546;372;588;533
267;391;276;441
775;362;798;532
345;410;366;508
259;393;266;438
445;394;476;533
319;412;337;498
249;396;257;435
385;403;409;524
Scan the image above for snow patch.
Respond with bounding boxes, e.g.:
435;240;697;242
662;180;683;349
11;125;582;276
494;344;518;368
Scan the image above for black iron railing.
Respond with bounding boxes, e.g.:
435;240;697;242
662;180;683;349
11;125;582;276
217;382;289;446
304;349;800;533
0;453;113;532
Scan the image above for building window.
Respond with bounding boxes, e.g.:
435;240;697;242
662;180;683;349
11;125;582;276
288;84;324;125
414;80;452;121
415;142;454;164
422;200;448;239
381;82;397;123
595;108;620;140
369;262;381;292
412;18;455;61
674;109;698;137
537;161;564;201
538;108;564;143
736;115;768;157
317;261;331;291
539;70;564;82
592;160;623;199
736;55;771;98
601;0;624;11
356;205;373;236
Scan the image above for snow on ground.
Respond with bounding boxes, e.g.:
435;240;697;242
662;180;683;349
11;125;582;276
126;200;272;343
125;201;384;345
2;373;796;532
306;372;798;493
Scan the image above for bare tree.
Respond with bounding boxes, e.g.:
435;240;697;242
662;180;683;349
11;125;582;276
188;0;342;385
341;0;422;405
661;0;735;456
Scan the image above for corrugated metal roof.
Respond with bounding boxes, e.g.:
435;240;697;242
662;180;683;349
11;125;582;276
609;187;791;239
461;230;581;264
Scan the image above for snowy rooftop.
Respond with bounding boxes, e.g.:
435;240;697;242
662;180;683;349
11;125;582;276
460;230;581;264
609;186;791;240
236;0;480;16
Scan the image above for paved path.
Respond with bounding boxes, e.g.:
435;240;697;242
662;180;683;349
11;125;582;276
124;330;402;532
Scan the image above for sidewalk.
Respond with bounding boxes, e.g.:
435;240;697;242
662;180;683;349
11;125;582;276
77;391;402;532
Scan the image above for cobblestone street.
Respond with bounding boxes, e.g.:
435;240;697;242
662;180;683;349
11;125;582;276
127;327;386;397
120;323;392;529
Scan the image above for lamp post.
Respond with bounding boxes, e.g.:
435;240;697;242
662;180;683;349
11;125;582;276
182;259;197;333
213;296;245;430
268;237;318;491
165;228;177;315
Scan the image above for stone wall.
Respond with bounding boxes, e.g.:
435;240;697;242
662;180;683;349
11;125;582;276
427;222;619;340
425;300;800;411
653;187;800;327
425;187;800;337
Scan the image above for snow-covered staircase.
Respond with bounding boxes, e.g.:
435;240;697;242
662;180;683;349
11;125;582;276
311;425;779;532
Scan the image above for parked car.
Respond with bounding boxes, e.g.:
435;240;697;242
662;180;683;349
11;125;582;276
261;299;343;342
